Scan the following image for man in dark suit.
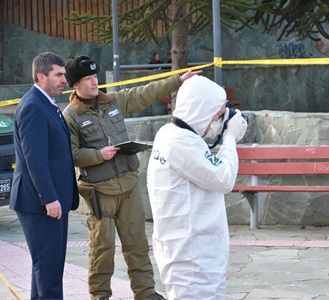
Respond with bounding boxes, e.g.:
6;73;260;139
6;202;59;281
10;52;79;300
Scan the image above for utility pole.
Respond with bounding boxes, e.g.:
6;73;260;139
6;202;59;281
212;0;223;86
0;0;4;84
112;0;120;91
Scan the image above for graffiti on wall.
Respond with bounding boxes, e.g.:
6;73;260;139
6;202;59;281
279;42;312;58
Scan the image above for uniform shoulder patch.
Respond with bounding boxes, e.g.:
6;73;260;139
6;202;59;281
80;119;93;128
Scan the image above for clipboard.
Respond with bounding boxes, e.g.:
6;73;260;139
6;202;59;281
114;141;153;155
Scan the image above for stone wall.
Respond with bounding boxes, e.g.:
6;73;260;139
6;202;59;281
120;111;329;226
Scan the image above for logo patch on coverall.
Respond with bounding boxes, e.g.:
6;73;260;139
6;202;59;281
205;151;222;166
152;150;166;164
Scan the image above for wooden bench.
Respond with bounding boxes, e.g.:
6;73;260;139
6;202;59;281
161;96;172;113
223;87;240;107
232;144;329;229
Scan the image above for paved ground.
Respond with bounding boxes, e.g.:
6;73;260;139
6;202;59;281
0;205;329;300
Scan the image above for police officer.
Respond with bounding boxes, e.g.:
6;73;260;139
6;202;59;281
63;55;200;300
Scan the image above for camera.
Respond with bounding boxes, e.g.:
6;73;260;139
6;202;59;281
222;101;248;133
208;101;248;149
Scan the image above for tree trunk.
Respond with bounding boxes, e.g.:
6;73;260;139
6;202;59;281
0;0;4;84
170;1;189;111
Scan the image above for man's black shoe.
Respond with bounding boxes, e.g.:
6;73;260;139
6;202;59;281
137;292;167;300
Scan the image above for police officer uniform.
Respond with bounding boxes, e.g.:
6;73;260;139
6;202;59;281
63;55;182;300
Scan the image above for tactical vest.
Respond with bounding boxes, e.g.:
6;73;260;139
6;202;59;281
67;100;139;183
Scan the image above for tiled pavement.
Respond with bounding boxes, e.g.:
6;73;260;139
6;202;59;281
1;206;329;300
0;239;135;299
0;209;134;300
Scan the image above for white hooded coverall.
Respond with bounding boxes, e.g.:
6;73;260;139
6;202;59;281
147;75;240;300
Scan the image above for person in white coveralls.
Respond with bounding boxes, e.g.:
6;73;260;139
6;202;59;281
147;75;247;300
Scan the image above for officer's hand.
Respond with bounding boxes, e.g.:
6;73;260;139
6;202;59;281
100;145;120;160
179;68;203;83
46;200;62;219
223;109;247;143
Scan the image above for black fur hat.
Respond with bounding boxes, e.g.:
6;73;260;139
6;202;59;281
65;55;100;87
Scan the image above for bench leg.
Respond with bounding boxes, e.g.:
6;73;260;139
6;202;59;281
243;192;259;229
241;144;260;229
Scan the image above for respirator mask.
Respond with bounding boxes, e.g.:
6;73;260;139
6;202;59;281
204;101;248;149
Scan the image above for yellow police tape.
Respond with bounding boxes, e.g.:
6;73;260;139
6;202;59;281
214;57;329;66
63;62;213;93
0;98;21;107
1;57;329;107
0;273;22;300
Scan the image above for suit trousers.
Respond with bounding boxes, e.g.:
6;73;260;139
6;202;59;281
16;211;68;300
87;183;155;300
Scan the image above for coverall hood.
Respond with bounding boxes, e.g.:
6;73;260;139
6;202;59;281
173;75;227;136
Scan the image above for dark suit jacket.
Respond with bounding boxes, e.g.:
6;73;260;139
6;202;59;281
10;86;79;214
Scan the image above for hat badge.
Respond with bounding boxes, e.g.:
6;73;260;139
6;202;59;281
90;63;97;70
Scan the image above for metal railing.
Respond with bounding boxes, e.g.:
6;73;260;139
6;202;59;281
119;62;211;69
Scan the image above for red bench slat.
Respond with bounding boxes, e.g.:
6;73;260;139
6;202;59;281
238;161;329;175
224;87;240;106
233;185;329;192
234;146;329;191
237;146;329;160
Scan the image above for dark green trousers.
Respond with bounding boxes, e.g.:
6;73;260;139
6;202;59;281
87;183;155;300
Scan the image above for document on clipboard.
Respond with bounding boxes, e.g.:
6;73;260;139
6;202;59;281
114;141;153;155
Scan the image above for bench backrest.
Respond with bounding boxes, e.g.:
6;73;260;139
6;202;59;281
237;146;329;175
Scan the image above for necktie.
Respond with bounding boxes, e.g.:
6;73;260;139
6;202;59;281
52;99;64;122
